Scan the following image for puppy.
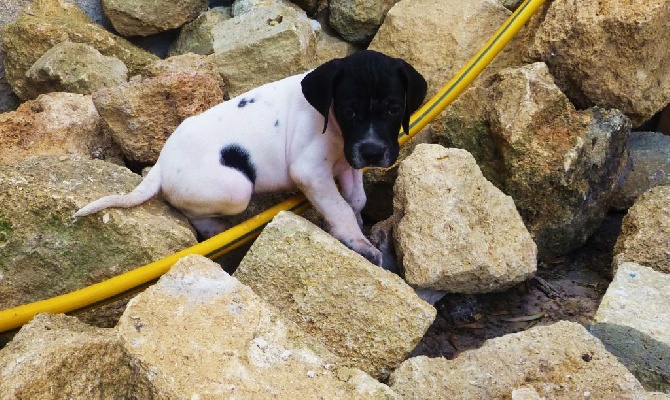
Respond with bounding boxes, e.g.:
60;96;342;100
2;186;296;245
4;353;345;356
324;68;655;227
75;50;427;265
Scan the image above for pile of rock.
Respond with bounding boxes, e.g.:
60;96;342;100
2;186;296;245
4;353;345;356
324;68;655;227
0;0;669;397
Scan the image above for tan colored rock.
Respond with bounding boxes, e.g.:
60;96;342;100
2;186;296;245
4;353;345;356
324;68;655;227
0;92;122;165
210;4;317;97
92;72;223;163
0;313;156;398
311;25;359;68
0;0;30;112
329;0;400;43
592;261;670;392
118;254;398;399
611;132;670;210
389;321;646;399
234;211;436;379
530;0;670;127
393;144;537;293
1;0;157;100
102;0;208;36
0;156;197;311
614;186;670;273
25;41;127;96
168;7;232;56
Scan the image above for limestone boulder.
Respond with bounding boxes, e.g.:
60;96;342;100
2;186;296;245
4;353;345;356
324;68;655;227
0;0;30;113
529;0;670;127
591;261;670;392
234;211;436;380
329;0;400;44
389;321;647;399
141;52;227;94
393;144;537;293
1;0;157;100
0;92;122;165
614;186;670;273
118;254;398;399
0;313;155;398
209;4;317;97
92;71;223;164
0;156;197;311
102;0;207;37
611;133;670;210
25;41;128;96
312;24;359;68
168;7;232;57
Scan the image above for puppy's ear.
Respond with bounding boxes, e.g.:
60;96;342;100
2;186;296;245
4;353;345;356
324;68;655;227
301;58;343;133
397;60;428;136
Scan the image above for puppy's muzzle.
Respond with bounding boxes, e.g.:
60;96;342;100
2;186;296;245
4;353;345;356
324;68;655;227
353;140;392;169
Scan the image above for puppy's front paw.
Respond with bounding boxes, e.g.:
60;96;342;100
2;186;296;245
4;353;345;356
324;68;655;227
343;238;383;266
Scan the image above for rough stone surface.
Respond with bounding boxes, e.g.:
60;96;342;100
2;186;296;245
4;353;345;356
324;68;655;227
234;211;436;379
611;133;670;210
592;261;670;393
393;144;537;293
310;20;359;68
0;314;155;398
92;71;223;163
1;0;157;100
0;0;30;113
141;52;227;94
329;0;400;44
102;0;208;37
25;41;128;96
0;156;197;310
168;7;232;56
0;92;122;165
529;0;670;127
118;254;398;399
389;321;646;399
210;4;317;97
614;186;670;273
437;62;630;259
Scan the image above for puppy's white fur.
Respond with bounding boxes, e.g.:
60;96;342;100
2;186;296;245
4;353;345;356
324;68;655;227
75;72;380;263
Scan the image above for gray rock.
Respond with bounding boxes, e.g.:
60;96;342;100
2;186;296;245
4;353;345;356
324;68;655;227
393;144;537;293
0;92;122;166
102;0;208;37
611;132;670;210
592;261;670;392
92;71;223;164
329;0;400;44
529;0;670;126
118;254;398;399
614;186;670;273
234;211;436;380
389;321;647;399
168;7;232;56
209;4;317;97
0;156;197;312
26;41;128;96
0;313;156;398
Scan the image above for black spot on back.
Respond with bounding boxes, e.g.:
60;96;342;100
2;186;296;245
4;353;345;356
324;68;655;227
220;144;256;184
274;119;280;127
238;98;256;108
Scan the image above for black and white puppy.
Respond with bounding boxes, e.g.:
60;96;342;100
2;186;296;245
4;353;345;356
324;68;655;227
75;50;427;265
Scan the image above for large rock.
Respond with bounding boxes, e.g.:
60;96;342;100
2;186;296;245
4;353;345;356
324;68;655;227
393;144;537;293
234;211;436;379
117;254;398;399
102;0;207;37
389;321;647;399
92;71;223;164
529;0;670;126
0;0;30;113
0;156;197;310
438;62;630;259
611;133;670;210
329;0;400;44
168;7;232;56
613;186;670;273
1;0;157;100
25;41;128;96
0;313;155;398
0;92;122;165
591;261;670;393
209;4;317;97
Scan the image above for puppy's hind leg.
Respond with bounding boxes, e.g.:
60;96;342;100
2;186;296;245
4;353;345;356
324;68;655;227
187;217;233;240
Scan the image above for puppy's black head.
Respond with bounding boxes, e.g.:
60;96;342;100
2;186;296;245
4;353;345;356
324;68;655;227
301;50;427;169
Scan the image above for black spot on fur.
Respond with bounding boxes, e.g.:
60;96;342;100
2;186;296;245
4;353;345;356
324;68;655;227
220;145;256;184
238;98;255;108
274;119;280;127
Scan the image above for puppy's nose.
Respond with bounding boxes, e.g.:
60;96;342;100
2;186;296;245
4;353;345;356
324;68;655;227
359;142;386;165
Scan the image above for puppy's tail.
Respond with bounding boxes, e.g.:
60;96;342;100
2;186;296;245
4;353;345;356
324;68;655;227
74;163;163;217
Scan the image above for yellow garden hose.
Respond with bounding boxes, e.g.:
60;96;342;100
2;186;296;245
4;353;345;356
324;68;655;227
0;0;546;334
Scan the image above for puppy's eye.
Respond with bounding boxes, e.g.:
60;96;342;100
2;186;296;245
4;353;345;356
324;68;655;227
342;109;356;118
388;106;402;116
